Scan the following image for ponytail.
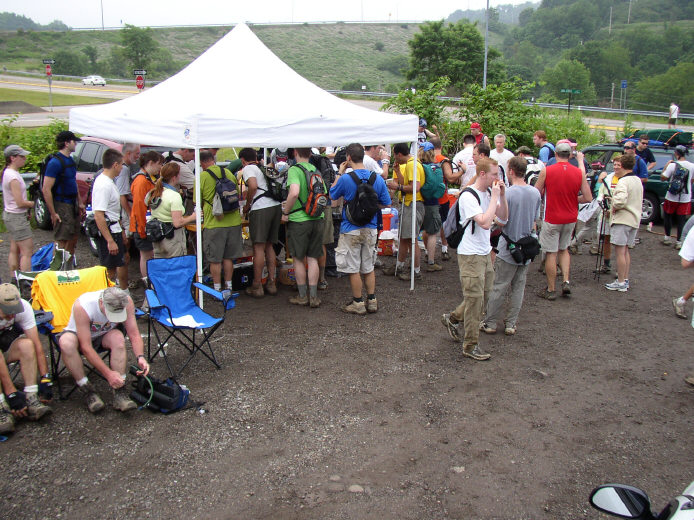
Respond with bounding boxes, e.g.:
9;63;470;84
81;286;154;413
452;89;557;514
151;162;179;199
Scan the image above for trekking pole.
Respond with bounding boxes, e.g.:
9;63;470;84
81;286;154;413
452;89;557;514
594;204;608;282
394;199;404;277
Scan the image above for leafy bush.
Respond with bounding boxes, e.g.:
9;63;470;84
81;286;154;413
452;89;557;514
0;118;69;172
374;42;385;51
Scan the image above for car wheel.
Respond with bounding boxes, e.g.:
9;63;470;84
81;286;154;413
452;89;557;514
641;192;659;224
34;196;53;230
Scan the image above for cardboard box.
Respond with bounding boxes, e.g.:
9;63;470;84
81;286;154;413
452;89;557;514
278;262;297;286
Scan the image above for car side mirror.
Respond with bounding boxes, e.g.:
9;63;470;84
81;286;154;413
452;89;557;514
589;484;654;519
591;161;604;171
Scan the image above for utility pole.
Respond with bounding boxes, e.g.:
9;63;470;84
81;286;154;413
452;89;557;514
628;0;632;24
483;0;489;89
610;82;615;108
609;6;612;35
100;0;105;30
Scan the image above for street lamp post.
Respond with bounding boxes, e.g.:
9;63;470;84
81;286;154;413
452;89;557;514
483;0;489;89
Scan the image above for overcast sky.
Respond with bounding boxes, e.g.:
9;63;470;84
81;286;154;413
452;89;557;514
5;0;530;28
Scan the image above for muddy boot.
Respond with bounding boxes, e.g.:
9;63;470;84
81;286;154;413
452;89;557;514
78;383;105;414
26;393;52;421
112;387;137;412
0;398;15;434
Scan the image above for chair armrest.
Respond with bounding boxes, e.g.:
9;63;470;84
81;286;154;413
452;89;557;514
194;283;239;311
145;289;163;309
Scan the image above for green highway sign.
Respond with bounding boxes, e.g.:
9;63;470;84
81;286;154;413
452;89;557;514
560;88;582;94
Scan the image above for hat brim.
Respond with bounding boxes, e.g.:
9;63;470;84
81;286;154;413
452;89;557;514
0;300;24;315
103;305;127;323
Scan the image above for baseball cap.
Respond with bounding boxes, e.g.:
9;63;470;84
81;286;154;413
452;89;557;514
470;122;481;129
3;145;30;158
419;141;434;151
0;284;24;315
418;118;427;128
515;146;532;155
675;145;688;155
56;130;81;144
555;142;572;155
101;287;129;323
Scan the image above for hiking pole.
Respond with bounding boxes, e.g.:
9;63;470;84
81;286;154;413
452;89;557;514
594;203;608;282
394;199;404;277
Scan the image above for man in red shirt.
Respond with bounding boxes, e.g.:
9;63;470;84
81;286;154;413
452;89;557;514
534;142;593;299
469;122;491;148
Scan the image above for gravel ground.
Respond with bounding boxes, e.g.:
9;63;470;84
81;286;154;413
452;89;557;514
1;224;693;519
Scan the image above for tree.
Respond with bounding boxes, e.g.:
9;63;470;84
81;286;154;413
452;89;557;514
82;45;98;70
632;62;694;112
53;50;87;76
540;59;597;105
120;24;159;70
403;20;503;92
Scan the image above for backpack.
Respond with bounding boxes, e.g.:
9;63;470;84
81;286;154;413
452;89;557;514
38;153;67;197
420;162;447;200
163;152;185;165
443;187;489;249
129;370;190;414
309;154;336;188
668;161;689;197
541;144;555;160
500;231;540;264
292;164;328;218
345;171;380;226
205;166;239;214
253;163;288;203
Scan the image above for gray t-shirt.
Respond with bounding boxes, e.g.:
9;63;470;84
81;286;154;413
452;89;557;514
497;184;541;265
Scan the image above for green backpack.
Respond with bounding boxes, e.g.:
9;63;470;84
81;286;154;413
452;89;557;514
420;162;447;200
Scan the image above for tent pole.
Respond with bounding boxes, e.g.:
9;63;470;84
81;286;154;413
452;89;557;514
410;142;417;291
195;147;204;307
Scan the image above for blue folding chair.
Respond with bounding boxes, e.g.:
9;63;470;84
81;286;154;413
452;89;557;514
145;256;238;378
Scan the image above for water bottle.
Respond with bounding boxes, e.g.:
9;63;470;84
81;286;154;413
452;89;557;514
145;209;152;222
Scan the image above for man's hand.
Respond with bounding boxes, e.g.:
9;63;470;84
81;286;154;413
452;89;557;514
7;391;28;418
136;356;150;377
107;238;119;255
498;181;506;197
576;151;585;164
491;180;501;198
106;370;125;389
50;212;61;226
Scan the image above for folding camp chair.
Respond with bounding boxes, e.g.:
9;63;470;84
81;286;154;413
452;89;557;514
30;266;113;399
145;255;238;378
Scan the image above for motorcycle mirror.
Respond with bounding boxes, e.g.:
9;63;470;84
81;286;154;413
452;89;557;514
589;484;654;519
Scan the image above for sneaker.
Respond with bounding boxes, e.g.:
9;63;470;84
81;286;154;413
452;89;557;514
605;280;628;292
26;393;52;421
663;236;672;245
442;251;450;261
398;270;422;281
78;383;105;414
462;345;491;361
441;313;462;342
245;285;264;298
289;295;309;306
568;244;578;255
112;388;137;412
561;281;571;296
342;300;367;315
624;279;630;289
265;280;278;296
366;298;378;313
673;297;687;319
0;400;15;434
309;296;321;308
504;326;516;336
675;241;683;250
593;265;611;274
317;279;328;290
536;288;556;301
425;263;443;272
480;322;497;334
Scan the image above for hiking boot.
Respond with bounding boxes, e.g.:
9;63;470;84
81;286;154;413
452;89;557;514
425;263;443;272
78;383;105;414
441;313;462;342
663;236;672;245
568;244;578;255
318;279;328;290
442;250;451;261
480;322;497;334
398;270;422;281
289;295;309;306
561;281;571;296
112;387;137;412
342;300;367;315
605;280;628;292
504;326;516;336
536;288;556;301
245;285;264;298
593;264;611;274
675;241;683;250
382;265;398;276
366;298;378;313
26;393;52;421
265;280;278;296
309;296;321;308
673;297;687;319
685;375;694;387
0;399;15;434
462;345;491;361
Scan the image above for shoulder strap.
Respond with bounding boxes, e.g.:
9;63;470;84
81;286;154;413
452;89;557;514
460;187;483;235
367;171;377;185
347;170;361;185
205;167;221;181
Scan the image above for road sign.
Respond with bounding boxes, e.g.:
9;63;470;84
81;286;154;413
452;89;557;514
42;59;55;65
45;64;52;76
621;80;627;89
136;75;145;90
133;69;147;76
560;88;582;94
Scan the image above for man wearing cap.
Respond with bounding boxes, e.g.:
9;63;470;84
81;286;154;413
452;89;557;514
42;130;85;256
469;123;491;148
534;142;593;299
0;284;52;433
58;287;149;413
417;118;437;144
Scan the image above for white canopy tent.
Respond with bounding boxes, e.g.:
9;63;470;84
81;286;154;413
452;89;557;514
70;23;421;289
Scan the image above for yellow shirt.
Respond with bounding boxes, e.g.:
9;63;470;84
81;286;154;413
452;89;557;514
393;157;425;205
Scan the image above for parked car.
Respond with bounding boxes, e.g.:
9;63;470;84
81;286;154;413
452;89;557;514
581;143;687;224
82;75;106;86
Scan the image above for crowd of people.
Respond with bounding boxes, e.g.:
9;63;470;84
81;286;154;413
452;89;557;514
1;121;693;431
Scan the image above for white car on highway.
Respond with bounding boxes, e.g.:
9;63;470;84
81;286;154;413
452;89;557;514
82;75;106;86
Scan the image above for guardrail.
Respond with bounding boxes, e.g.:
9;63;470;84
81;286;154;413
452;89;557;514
0;69;158;86
0;172;37;193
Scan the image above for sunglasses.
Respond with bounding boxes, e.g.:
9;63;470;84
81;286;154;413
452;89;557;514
624;146;635;150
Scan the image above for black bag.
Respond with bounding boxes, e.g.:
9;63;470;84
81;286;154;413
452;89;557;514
145;218;175;243
38;153;67;198
501;232;540;263
129;368;190;414
206;166;240;213
83;213;101;239
254;164;288;203
345;171;380;226
310;154;336;187
668;161;689;196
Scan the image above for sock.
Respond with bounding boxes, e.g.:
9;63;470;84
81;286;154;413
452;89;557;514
309;285;318;298
142;277;148;285
319;266;326;282
414;266;421;274
367;294;376;300
428;260;435;265
214;283;221;291
76;377;88;387
0;394;5;404
225;281;232;290
24;385;38;394
441;245;448;253
353;297;364;303
604;259;611;267
678;296;687;304
298;284;307;298
396;260;405;269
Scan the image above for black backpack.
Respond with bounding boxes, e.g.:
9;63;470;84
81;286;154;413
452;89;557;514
443;187;489;249
38;153;67;197
345;171;380;226
252;164;288;203
205;166;239;213
541;144;555;160
309;154;336;188
668;161;689;197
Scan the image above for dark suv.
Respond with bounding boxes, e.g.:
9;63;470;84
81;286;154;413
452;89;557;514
581;143;684;224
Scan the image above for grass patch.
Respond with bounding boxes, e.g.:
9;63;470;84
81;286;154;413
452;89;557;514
0;87;111;107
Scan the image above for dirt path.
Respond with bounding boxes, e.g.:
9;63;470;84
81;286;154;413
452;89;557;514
1;225;692;519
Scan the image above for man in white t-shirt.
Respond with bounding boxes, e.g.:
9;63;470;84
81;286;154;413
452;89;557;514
490;134;515;185
441;158;508;361
451;134;477;186
363;146;384;178
660;145;694;248
669;102;680;129
92;148;128;289
240;148;282;297
678;227;694;386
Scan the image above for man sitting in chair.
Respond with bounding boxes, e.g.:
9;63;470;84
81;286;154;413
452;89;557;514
0;284;52;433
59;287;149;414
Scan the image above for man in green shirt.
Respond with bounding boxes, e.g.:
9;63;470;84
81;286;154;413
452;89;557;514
198;151;244;293
281;147;325;308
